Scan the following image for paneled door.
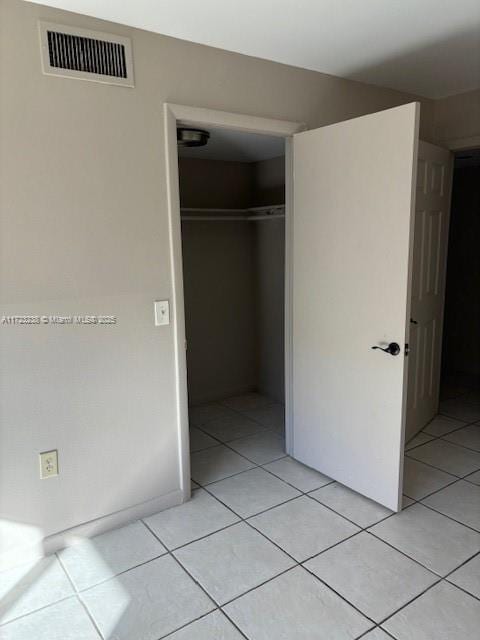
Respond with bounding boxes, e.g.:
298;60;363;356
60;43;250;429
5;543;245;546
406;141;453;440
292;103;419;511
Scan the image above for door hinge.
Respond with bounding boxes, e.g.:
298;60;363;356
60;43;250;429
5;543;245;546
405;343;410;356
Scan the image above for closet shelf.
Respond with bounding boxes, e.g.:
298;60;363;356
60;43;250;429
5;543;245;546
180;204;285;222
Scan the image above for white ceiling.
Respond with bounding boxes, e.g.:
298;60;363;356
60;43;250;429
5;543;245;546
31;0;480;98
178;127;284;162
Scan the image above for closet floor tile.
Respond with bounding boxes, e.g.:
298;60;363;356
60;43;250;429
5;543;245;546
249;495;359;561
200;414;268;442
369;503;480;576
407;439;480;477
189;403;237;427
263;456;332;492
190;445;255;485
223;566;372;640
310;482;393;528
220;393;274;412
304;532;437;622
206;467;300;518
174;522;294;605
227;431;286;464
143;489;239;550
243;403;285;433
421;480;480;531
383;581;480;640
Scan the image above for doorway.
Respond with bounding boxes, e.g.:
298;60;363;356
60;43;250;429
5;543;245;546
402;147;480;501
164;104;303;499
178;126;289;481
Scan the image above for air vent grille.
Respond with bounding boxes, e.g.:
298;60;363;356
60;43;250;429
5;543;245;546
47;31;127;78
39;22;134;87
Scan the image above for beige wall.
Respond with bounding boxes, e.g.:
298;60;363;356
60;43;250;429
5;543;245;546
1;0;437;564
433;89;480;148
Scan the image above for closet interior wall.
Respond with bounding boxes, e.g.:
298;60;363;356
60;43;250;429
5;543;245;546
179;155;285;406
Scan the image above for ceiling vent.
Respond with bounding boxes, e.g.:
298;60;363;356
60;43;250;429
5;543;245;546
39;22;134;87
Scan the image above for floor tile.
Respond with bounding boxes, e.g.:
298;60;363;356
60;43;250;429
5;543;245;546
59;521;166;591
0;556;73;625
82;555;214;640
422;480;480;531
244;403;285;433
189;428;218;452
200;414;267;442
305;532;437;622
447;553;480;598
402;496;415;507
224;566;372;640
144;489;239;550
167;610;244;639
422;415;466;437
207;467;300;518
439;398;480;423
189;403;237;427
221;393;273;412
465;469;480;485
263;456;332;492
190;445;255;485
0;598;99;640
227;431;286;464
403;458;456;500
361;630;392;640
383;581;480;640
311;482;393;528
443;424;480;452
407;439;480;477
405;432;435;451
369;503;480;576
249;496;359;561
174;523;294;605
191;479;200;490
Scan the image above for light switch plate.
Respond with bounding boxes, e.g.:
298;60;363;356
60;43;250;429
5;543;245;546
40;450;58;479
154;300;170;326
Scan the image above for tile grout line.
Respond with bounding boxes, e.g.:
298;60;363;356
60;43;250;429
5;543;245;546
141;520;250;640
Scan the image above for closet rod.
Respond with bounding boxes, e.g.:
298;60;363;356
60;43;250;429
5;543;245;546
180;214;285;222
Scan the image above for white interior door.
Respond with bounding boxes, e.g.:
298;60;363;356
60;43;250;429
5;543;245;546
406;141;453;440
292;103;419;511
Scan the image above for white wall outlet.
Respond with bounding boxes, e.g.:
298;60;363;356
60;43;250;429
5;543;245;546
154;300;170;326
39;450;58;479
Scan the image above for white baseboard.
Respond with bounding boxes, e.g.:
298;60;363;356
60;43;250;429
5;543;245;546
0;489;185;572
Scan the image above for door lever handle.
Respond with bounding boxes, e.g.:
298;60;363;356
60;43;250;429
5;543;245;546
371;342;401;356
410;318;418;325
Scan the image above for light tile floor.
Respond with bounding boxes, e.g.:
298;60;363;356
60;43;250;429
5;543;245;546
1;392;479;639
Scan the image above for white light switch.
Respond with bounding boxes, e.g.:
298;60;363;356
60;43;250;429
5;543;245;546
154;300;170;326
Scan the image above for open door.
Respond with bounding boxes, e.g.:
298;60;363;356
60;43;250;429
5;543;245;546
406;141;453;440
292;103;419;511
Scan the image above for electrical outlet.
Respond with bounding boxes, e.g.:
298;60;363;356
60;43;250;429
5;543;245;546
39;450;58;479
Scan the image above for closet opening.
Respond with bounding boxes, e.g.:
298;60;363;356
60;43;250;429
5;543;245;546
177;125;289;481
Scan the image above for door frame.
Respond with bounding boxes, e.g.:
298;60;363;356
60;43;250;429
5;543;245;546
164;103;305;500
